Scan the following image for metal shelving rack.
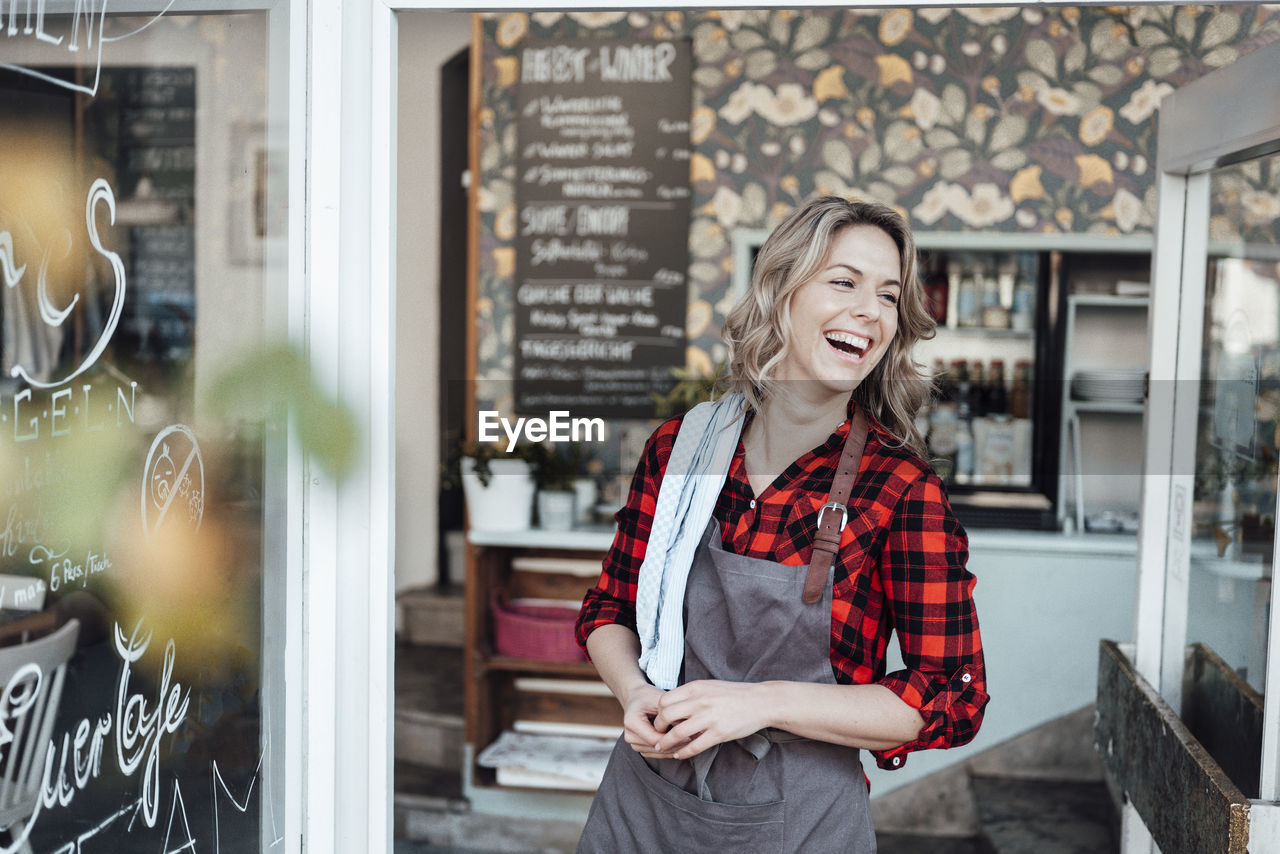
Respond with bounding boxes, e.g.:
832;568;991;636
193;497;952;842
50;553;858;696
1057;293;1151;531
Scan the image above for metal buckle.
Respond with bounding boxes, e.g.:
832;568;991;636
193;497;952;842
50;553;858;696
820;501;848;533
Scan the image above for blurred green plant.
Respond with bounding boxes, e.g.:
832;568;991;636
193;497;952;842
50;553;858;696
206;343;359;478
528;441;590;491
651;361;728;418
441;432;538;490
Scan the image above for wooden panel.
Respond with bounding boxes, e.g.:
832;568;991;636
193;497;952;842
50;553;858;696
506;569;596;603
510;688;621;729
1095;640;1251;854
1181;643;1264;799
465;538;613;791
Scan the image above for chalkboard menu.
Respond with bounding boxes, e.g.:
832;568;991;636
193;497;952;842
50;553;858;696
514;39;693;419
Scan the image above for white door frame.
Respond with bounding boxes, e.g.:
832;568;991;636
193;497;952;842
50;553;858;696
304;0;398;849
1132;39;1280;851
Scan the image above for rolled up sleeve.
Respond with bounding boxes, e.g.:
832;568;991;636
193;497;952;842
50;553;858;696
871;471;989;770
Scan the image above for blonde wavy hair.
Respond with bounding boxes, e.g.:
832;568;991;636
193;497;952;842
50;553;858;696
720;196;935;457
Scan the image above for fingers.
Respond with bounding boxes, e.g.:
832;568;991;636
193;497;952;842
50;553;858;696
624;714;664;749
666;730;721;760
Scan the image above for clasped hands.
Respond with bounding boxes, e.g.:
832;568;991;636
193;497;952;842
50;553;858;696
622;679;770;761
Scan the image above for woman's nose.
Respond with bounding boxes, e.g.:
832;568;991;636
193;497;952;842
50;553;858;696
848;286;880;320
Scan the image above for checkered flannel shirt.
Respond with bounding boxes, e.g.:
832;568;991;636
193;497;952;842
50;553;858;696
575;399;989;770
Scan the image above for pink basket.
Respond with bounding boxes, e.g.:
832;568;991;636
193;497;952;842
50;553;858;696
490;592;587;663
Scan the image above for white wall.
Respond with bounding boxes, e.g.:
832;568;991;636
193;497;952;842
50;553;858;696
866;535;1138;796
395;12;474;593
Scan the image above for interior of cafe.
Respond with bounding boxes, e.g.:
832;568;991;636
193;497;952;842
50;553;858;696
1;4;1279;853
397;6;1280;852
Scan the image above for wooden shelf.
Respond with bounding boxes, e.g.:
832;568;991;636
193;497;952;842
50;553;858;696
464;531;620;796
1067;400;1145;415
478;654;600;677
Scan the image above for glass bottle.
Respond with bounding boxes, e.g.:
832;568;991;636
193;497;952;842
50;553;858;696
928;360;958;481
987;359;1008;416
956;258;981;328
1011;359;1033;419
922;254;949;325
980;258;1010;329
1011;255;1037;332
951;359;975;484
970;361;988;418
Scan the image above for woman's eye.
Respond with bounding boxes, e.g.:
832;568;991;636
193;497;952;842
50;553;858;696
879;292;900;306
833;279;854;289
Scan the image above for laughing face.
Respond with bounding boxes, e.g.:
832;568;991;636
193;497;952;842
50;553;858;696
777;223;902;400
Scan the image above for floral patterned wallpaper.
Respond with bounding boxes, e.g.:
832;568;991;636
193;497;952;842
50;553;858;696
474;5;1280;410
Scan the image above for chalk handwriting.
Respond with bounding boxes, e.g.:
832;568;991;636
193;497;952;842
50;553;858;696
0;0;175;97
212;756;260;853
598;43;676;83
115;622;190;827
521;45;590;85
32;544;112;592
2;451;67;500
0;502;45;558
0;574;49;610
48;796;142;854
7;179;127;390
0;231;26;287
3;383;140;444
161;777;196;853
0;621;192;853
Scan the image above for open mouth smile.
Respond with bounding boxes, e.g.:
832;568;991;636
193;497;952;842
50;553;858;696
824;331;871;362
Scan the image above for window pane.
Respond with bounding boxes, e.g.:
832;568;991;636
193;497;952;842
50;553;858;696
1;9;287;852
1184;153;1280;797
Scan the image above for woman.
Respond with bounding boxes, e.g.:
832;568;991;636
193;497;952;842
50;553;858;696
574;196;988;852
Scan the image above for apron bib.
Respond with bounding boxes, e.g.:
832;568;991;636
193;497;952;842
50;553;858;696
577;518;877;853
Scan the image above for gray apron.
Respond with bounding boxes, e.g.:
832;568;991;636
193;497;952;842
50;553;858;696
577;516;877;853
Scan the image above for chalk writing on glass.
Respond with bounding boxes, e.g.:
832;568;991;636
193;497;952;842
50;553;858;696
0;0;175;97
160;777;196;853
6;179;128;390
142;424;205;536
48;795;142;854
0;231;26;287
3;383;139;444
0;621;190;853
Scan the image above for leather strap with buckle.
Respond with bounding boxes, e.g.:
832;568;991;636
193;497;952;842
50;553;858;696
803;408;869;604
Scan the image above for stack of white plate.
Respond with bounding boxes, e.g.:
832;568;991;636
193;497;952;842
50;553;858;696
1071;368;1144;403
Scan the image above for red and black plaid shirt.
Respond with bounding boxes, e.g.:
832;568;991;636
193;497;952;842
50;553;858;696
576;398;989;770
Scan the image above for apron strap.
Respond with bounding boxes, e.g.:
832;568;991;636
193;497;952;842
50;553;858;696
802;407;869;605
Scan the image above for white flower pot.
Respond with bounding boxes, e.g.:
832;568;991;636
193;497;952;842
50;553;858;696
572;477;597;525
461;457;534;531
537;489;576;531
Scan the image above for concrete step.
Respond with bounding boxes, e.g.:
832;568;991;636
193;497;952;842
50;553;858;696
872;705;1105;838
397;708;465;770
877;833;995;854
971;775;1118;854
395;761;467;810
395;799;584;853
398;585;466;647
395;641;465;770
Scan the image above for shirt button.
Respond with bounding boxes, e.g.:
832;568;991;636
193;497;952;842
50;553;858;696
961;673;972;683
749;499;756;509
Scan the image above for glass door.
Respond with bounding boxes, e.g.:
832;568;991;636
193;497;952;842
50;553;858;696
1129;38;1280;853
0;4;297;850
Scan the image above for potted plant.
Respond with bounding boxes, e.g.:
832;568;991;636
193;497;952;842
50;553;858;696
651;361;728;418
529;442;585;531
443;436;536;532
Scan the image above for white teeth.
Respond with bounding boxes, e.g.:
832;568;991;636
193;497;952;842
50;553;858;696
825;331;870;349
